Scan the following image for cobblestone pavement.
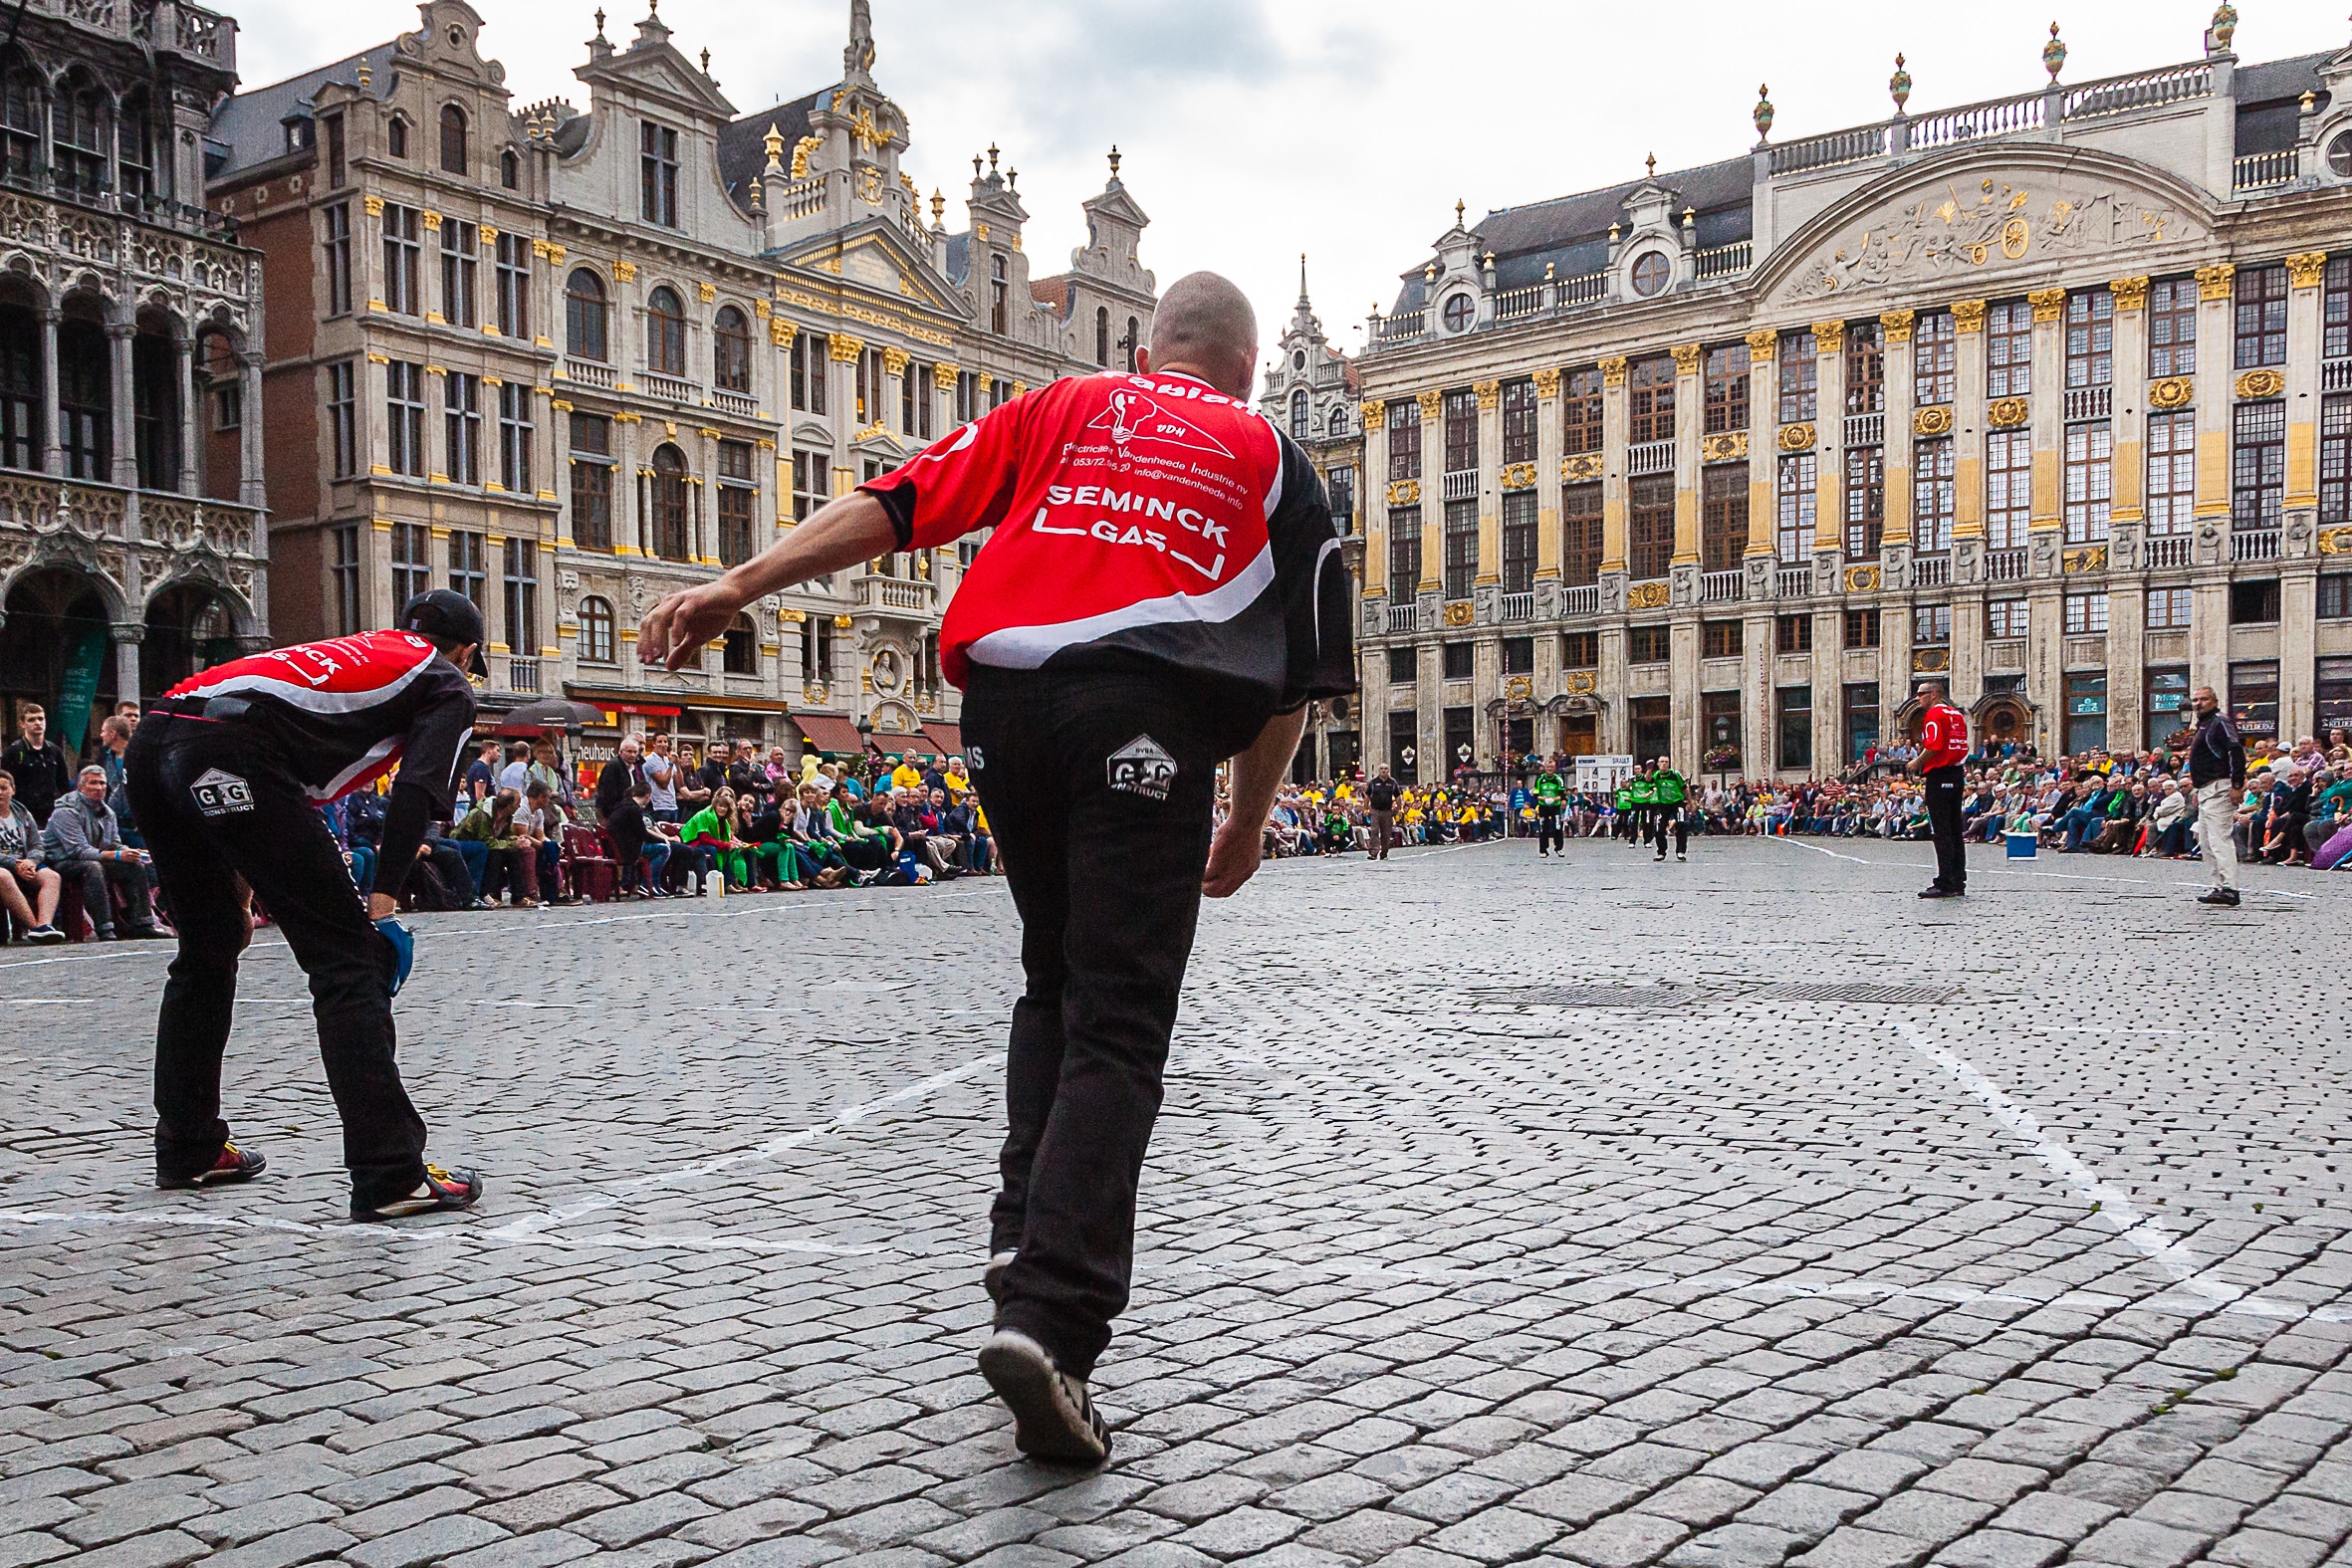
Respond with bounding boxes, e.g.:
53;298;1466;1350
3;833;2350;1568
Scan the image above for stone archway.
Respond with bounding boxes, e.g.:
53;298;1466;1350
1975;696;2035;755
1;564;118;750
141;577;241;698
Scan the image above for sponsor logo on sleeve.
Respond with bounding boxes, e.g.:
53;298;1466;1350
1106;735;1176;801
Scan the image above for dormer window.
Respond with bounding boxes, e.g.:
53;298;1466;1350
1630;250;1670;298
387;115;408;159
283;118;311;155
439;105;466;174
639;120;679;227
500;147;518;189
1440;293;1474;334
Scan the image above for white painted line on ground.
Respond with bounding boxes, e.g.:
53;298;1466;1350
1770;834;2319;898
1890;1018;2296;1317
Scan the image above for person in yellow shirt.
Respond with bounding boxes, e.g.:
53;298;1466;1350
943;756;973;801
889;756;924;791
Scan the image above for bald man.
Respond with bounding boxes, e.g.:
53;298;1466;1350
639;273;1354;1465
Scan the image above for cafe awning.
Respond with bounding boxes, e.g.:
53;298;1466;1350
792;713;866;756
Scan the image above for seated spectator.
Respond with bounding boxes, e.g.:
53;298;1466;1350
731;785;794;889
606;781;671;898
496;740;534;796
892;786;959;875
44;766;161;940
943;790;992;873
452;787;538;907
682;785;752;889
783;783;854;887
2258;766;2313;865
323;795;375;895
515;781;563;905
2148;777;2193;858
823;782;894;872
0;770;66;942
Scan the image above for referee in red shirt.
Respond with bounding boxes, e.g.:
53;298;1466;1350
1912;681;1971;898
639;273;1353;1465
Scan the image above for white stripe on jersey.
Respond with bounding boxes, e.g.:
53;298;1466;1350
307;735;404;802
176;649;438;716
964;542;1277;671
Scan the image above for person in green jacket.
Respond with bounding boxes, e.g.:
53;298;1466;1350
681;786;752;889
1624;766;1657;847
1532;762;1567;856
1650;757;1691;861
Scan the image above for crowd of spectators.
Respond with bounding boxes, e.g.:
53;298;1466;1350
0;701;163;943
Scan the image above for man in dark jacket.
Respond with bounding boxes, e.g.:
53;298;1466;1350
594;735;642;820
2188;685;2246;907
3;704;73;829
1365;766;1400;860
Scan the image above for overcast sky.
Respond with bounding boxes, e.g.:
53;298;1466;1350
232;0;2352;384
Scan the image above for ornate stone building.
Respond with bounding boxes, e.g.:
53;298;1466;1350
209;0;1155;760
1355;12;2352;784
0;0;263;752
1257;259;1363;781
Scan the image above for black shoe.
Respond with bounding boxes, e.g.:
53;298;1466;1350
979;1329;1110;1465
1919;886;1963;899
117;922;165;941
157;1142;266;1190
984;1249;1016;1304
2197;888;2240;907
352;1164;483;1222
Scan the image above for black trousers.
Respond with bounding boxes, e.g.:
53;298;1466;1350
125;718;428;1206
1536;808;1564;852
1926;764;1967;891
1650;805;1688;855
961;666;1224;1381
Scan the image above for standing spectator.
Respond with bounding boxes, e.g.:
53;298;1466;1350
0;770;65;941
642;733;682;824
461;739;499;809
2188;685;2246;907
45;765;162;939
495;741;533;796
594;734;642;819
4;703;73;829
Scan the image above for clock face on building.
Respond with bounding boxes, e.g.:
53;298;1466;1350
1631;250;1670;298
1441;293;1475;333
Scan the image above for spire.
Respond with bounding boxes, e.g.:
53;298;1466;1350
1297;253;1309;306
632;0;669;50
844;0;875;83
1106;144;1122;184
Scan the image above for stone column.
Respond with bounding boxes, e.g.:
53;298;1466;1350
2109;277;2150;547
1473;379;1501;592
1812;604;1840;771
1741;604;1771;781
1951;301;1989;558
2108;582;2147;752
38;308;59;476
2281;572;2318;741
363;351;391;480
107;321;134;488
1532;368;1561;589
2285;252;2327;534
2192;264;2235;557
175;332;199;496
553;394;576;548
2027;288;2067;549
238;351;265;509
1670;619;1699;771
111;623;142;709
1598;357;1627;573
1670;341;1702;575
1812;321;1845;557
1746;330;1779;565
615;412;641;556
1881;311;1915;553
1414;389;1442;596
1362;397;1388;609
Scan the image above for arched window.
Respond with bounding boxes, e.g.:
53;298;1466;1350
499;147;518;189
1094;306;1109;367
1124;316;1139;372
722;614;758;675
1291;388;1309;439
0;70;37;182
580;595;615;663
646;286;686;376
565;269;607;361
51;74;105;197
439;105;467;174
386;115;408;159
1328;404;1347;437
713;305;750;391
650;444;688;560
1630;250;1670;298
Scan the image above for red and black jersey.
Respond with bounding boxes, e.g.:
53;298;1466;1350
1919;703;1970;771
859;370;1355;713
152;631;476;813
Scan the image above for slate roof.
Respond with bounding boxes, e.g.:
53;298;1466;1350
716;88;825;208
207;43;397;180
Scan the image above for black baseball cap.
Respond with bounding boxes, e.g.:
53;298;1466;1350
399;589;485;651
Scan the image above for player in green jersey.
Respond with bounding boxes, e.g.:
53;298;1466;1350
1650;757;1691;860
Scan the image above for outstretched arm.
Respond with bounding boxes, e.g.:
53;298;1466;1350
637;492;899;672
1203;706;1307;899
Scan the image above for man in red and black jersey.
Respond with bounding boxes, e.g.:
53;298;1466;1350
126;590;487;1221
641;273;1354;1465
1912;681;1971;898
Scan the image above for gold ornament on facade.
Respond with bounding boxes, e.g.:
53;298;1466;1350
613;260;636;282
1671;342;1702;374
791;134;822;178
2196;263;2235;301
1951;299;1988;333
1442;601;1475;627
1844;564;1881;592
1809;321;1844;353
2149;375;2194;409
2287;251;2329;289
1913;406;1955;437
779;607;807;623
1988;396;2030;429
1360;400;1385;429
1504;675;1534;701
1562;452;1604;481
1627;581;1671;609
2109;275;2150;312
827;332;863;361
2062;545;2109;573
420;210;442;231
1912;647;1951;673
2235;368;2284;399
976;372;993;394
1473;380;1500;410
362;194;383;216
696;282;715;302
1531;368;1561;399
2316;526;2352;555
1564;670;1598;695
881;346;910;375
2027;287;2067;323
1700;432;1749;462
1386;480;1421;506
1776;422;1816;453
1744;329;1777;355
1415;388;1444;418
933;361;958;389
832;614;854;629
1500;462;1537;490
1878;309;1915;344
1598;355;1627;389
769;317;791;345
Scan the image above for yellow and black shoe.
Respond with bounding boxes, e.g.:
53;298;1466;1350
156;1143;267;1191
352;1165;483;1222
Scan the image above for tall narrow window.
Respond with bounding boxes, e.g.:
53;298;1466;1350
1094;306;1109;366
497;380;532;493
713;305;750;392
1629;473;1674;580
1701;464;1746;572
639;120;679;227
1561;483;1601;587
500;148;519;190
2062;421;2112;544
650;444;689;560
447;529;486;609
323;202;352;316
2149;277;2198;377
386;115;407;159
1387;397;1421;480
1986;301;2031;398
439;219;477;328
2147;408;2196;537
438;105;467;175
0;71;37;181
990;254;1009;334
1326;465;1354;534
1843;444;1884;559
390;522;428;606
131;332;178;490
382;204;420;316
1986;429;2033;550
2233;398;2286;532
569;413;612;551
1290;387;1308;439
1442;387;1478;472
50;75;104;198
717;438;756;566
1843;322;1883;415
503;538;538;657
385;360;424;478
645;286;686;376
2322;394;2352;525
903;361;919;434
2234;263;2287;368
0;304;37;471
791;332;828;413
325;360;356;480
58;318;108;480
565;269;606;360
1775;452;1815;562
1501;377;1537;464
1387;507;1421;600
332;525;361;635
2065;290;2113;387
1628;356;1675;444
1501;489;1536;593
1914;311;1956;405
444;372;481;486
1777;331;1817;424
494;232;530;338
1562;367;1603;454
2324;256;2352;362
1912;436;1954;553
1442;499;1476;599
1703;343;1749;433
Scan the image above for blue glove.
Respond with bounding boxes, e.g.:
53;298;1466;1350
374;916;414;999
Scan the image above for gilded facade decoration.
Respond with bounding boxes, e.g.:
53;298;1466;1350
1627;581;1671;608
1877;309;1915;343
1843;564;1881;592
1500;463;1537;490
1387;480;1422;506
1914;406;1955;436
2196;262;2236;300
2149;375;2195;409
1776;422;1816;453
1700;432;1749;462
1562;452;1603;481
2110;275;2150;311
2027;287;2068;323
2062;546;2109;573
1988;396;2030;428
2287;251;2329;289
2235;368;2286;399
1442;600;1475;626
1530;367;1560;398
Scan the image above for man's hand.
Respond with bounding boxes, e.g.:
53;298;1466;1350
638;580;746;672
1201;818;1264;898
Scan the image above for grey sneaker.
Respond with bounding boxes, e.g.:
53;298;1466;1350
978;1329;1110;1465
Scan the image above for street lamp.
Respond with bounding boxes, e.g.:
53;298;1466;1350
855;716;875;781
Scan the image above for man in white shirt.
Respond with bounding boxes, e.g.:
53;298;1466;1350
642;734;680;824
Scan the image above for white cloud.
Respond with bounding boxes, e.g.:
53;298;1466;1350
230;0;2352;380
